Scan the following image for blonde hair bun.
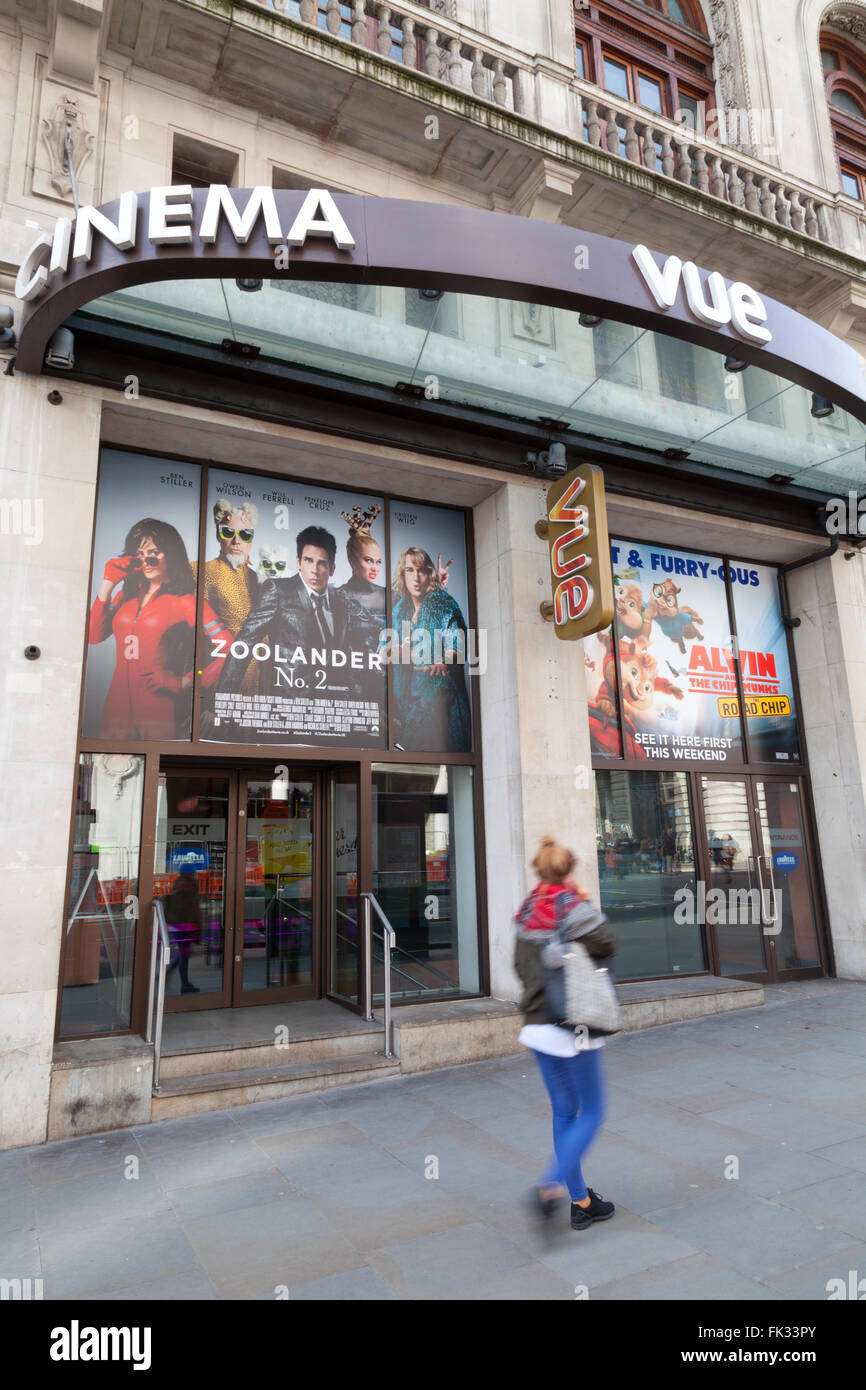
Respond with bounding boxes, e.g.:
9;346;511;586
532;837;576;883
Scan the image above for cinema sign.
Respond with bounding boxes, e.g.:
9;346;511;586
15;186;356;301
12;187;866;425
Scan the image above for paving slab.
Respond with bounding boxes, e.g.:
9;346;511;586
642;1189;855;1281
6;980;866;1300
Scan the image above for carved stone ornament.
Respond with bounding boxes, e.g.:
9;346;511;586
824;10;866;47
100;754;140;801
428;0;458;17
510;299;553;343
707;0;754;154
40;96;94;200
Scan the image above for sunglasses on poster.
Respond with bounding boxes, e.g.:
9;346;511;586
260;558;287;571
219;526;255;542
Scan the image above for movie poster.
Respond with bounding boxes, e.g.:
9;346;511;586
585;539;746;765
731;562;801;763
387;500;473;753
81;450;204;741
201;470;387;747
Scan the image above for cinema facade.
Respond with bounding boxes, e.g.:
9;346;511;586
3;185;866;1148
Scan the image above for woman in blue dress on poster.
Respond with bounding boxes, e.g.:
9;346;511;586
390;546;472;752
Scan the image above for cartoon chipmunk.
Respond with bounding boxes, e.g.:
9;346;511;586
595;637;683;723
646;578;703;655
614;582;652;644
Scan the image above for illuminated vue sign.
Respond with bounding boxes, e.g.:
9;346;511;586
537;465;615;642
11;189;866;420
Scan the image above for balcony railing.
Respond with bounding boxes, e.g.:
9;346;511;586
260;0;526;111
574;81;839;247
245;0;854;252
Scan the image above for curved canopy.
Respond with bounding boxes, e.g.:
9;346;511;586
15;190;866;432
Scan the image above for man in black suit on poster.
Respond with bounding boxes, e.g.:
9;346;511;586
216;525;383;730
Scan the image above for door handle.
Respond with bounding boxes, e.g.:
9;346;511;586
759;854;780;935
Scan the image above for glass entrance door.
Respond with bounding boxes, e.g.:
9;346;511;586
753;780;822;974
699;775;768;979
236;773;316;1003
154;766;319;1009
698;774;823;982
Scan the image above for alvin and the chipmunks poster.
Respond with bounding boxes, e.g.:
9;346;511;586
585;539;800;765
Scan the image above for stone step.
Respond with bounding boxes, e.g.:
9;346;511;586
160;1024;384;1079
151;1051;400;1121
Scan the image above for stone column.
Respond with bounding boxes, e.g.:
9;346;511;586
0;372;101;1148
474;478;598;1002
786;547;866;979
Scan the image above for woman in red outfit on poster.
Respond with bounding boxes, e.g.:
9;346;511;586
88;518;231;740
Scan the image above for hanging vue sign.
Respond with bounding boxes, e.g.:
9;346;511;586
536;465;615;642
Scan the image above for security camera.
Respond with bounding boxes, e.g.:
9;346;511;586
0;304;15;349
539;442;567;475
525;442;567;475
44;327;75;370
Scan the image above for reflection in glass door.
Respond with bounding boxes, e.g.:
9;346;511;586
239;775;315;1002
699;776;823;981
754;781;821;972
154;771;232;1007
330;768;360;1004
699;777;768;978
154;767;318;1009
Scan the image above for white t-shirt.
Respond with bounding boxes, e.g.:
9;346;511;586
518;1023;605;1057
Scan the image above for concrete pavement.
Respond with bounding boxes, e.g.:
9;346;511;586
3;979;866;1300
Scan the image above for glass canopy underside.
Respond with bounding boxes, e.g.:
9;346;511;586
78;278;866;498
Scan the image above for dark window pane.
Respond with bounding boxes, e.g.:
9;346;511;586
595;769;704;978
841;170;861;199
830;88;866;118
59;754;145;1037
638;74;663;113
603;57;630;100
372;764;479;999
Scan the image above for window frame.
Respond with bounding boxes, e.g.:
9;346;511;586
822;36;866;199
575;0;716;129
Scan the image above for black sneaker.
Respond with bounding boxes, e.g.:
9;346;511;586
571;1188;615;1230
527;1186;565;1229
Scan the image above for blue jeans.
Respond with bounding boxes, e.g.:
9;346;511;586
532;1048;606;1201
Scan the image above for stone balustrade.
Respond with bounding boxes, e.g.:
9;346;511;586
263;0;526;112
576;83;839;247
254;0;856;252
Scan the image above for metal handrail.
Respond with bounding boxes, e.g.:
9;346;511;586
146;900;171;1094
361;892;396;1059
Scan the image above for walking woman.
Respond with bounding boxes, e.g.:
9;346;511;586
514;836;617;1231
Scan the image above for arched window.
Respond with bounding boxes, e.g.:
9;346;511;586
574;0;715;133
821;36;866;200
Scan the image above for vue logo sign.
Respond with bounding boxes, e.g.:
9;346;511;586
632;243;772;345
